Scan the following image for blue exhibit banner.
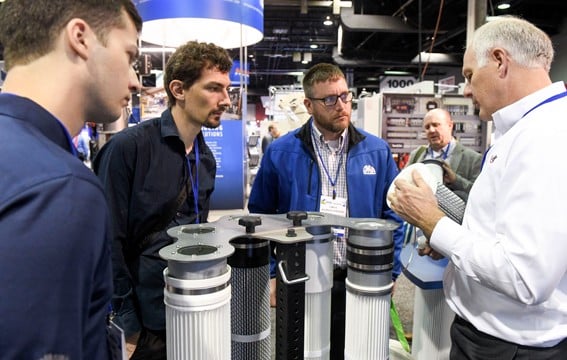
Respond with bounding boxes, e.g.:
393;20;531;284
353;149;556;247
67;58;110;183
134;0;263;33
203;119;246;210
230;60;250;85
134;0;264;49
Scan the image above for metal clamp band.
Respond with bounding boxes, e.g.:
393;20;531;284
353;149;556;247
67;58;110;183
347;261;393;272
277;260;310;285
166;283;229;295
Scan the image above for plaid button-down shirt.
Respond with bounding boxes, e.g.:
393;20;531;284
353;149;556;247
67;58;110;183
311;124;349;268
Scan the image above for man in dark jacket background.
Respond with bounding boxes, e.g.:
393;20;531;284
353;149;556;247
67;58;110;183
94;41;232;360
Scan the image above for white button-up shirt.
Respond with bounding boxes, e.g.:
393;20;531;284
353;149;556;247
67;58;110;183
432;82;567;347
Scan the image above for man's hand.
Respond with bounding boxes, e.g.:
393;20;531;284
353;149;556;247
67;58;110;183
418;243;445;260
387;169;445;238
441;161;456;185
126;332;140;357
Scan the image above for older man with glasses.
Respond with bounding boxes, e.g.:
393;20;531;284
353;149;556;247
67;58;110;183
248;62;404;360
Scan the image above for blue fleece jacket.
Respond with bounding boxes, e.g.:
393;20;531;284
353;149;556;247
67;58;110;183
248;119;404;279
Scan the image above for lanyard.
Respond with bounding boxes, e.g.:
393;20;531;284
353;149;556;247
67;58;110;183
186;138;200;224
311;123;344;200
482;90;567;169
429;142;450;160
522;91;567;118
480;144;493;169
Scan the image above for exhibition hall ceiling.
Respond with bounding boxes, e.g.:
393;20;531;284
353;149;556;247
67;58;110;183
243;0;566;93
0;0;565;95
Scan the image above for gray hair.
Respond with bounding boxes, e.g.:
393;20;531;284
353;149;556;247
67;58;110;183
471;16;554;72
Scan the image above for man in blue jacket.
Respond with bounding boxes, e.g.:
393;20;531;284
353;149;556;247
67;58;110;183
248;63;403;360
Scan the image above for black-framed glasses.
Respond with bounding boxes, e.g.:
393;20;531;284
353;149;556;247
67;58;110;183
309;91;353;106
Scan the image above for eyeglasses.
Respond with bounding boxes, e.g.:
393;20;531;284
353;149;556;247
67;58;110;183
309;92;353;106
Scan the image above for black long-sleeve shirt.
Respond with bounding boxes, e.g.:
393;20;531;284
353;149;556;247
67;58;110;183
93;108;216;333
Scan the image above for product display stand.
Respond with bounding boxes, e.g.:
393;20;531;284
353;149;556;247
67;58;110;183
161;212;400;360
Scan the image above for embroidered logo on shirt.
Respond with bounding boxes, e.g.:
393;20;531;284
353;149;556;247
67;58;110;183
363;164;376;175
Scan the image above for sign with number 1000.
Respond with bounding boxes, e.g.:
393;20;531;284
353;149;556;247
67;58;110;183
379;76;417;92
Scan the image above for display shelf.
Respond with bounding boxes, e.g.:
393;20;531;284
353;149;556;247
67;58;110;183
379;92;489;169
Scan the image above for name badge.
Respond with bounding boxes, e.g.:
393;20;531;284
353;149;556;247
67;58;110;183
107;319;127;360
320;195;347;217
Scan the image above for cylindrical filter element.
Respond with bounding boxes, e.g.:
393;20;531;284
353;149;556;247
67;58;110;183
411;288;454;360
345;280;392;360
421;159;466;224
344;220;396;360
228;237;271;360
435;184;466;224
421;159;444;183
304;227;333;360
163;250;231;360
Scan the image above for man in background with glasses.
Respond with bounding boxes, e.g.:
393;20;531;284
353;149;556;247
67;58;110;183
248;62;404;360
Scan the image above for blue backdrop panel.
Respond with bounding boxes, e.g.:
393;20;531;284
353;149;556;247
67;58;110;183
203;119;246;210
230;60;250;85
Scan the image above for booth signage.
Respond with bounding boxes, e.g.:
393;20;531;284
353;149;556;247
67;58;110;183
379;76;417;93
203;120;246;210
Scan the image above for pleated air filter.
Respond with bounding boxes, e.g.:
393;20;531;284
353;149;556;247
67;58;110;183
303;227;334;360
160;240;234;360
344;219;399;360
388;160;466;224
228;237;271;360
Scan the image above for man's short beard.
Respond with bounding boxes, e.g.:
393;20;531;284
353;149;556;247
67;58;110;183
203;119;221;129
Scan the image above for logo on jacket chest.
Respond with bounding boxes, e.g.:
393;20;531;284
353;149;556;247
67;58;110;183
363;164;376;175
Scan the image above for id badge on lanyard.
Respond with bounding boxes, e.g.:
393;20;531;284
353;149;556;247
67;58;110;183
320;195;348;239
107;319;127;360
320;195;347;217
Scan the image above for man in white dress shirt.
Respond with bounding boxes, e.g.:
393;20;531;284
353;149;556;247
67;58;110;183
388;16;567;359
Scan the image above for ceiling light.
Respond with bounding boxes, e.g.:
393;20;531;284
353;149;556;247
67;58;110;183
497;2;511;10
273;28;289;35
323;16;333;26
310;44;319;49
264;53;291;58
411;52;457;64
384;70;413;76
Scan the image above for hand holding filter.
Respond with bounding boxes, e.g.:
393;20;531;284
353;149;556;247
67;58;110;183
388;161;466;225
422;159;466;224
435;184;466;224
386;163;439;208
